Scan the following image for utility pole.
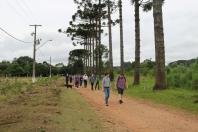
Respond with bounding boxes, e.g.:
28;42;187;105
30;24;42;83
50;56;52;78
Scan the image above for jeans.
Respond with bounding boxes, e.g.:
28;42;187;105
104;87;110;104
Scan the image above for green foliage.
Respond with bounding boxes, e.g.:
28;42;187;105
0;56;68;77
69;49;88;64
67;60;84;75
67;49;86;74
167;59;198;89
0;77;32;97
0;77;58;101
140;59;155;76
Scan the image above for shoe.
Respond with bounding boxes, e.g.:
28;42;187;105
106;104;108;106
119;100;123;104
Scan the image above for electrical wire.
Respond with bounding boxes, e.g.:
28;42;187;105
0;27;32;43
21;0;39;23
5;0;30;25
15;0;36;23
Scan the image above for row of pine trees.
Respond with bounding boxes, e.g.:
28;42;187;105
60;0;166;90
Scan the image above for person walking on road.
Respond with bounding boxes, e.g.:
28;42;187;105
90;74;95;91
116;73;127;104
74;75;80;88
65;73;69;86
80;75;83;87
95;74;100;90
102;73;111;106
83;74;88;88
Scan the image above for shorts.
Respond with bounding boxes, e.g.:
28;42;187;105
117;88;124;95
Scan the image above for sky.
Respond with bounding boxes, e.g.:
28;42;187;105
0;0;198;66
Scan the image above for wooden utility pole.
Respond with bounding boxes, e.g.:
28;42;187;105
30;24;42;83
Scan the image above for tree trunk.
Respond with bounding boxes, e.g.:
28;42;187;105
87;38;90;72
84;42;86;73
95;20;99;74
92;20;95;72
99;0;102;77
119;0;124;74
133;0;140;85
153;0;166;90
85;38;88;73
108;0;114;81
89;36;92;71
89;20;92;73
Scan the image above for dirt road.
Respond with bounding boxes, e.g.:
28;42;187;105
77;87;198;132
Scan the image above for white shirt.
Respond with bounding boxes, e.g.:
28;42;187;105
83;75;88;80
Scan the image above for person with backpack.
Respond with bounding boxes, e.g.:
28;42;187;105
102;73;111;106
116;73;127;104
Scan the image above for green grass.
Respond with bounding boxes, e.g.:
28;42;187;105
0;77;31;100
112;74;198;114
0;77;57;101
57;88;105;132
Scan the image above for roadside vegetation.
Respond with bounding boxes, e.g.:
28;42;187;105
0;77;105;132
0;76;58;101
110;58;198;114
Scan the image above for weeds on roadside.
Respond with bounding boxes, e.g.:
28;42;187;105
0;77;60;101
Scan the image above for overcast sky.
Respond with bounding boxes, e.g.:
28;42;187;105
0;0;198;66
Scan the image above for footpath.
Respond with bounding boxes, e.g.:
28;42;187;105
76;87;198;132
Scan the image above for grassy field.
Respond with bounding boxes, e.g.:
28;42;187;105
0;77;56;101
111;74;198;114
0;77;32;101
57;88;105;132
0;77;106;131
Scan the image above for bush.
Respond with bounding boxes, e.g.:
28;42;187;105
167;59;198;89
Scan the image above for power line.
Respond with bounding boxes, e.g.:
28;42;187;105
5;0;30;25
15;0;37;23
21;0;40;23
0;27;32;43
15;0;34;22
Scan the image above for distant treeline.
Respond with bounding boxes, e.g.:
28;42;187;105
0;56;68;77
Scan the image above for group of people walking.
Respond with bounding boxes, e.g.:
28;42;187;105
102;73;127;106
65;73;127;107
65;73;100;89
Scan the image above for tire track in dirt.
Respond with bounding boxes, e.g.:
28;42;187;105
76;87;198;132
